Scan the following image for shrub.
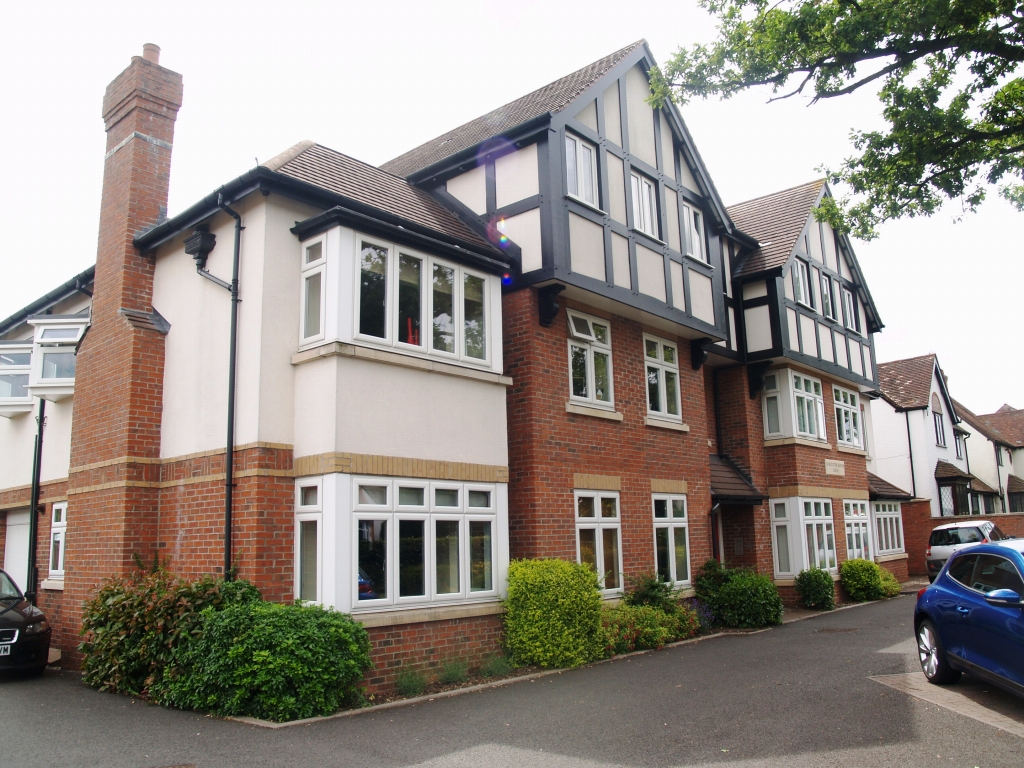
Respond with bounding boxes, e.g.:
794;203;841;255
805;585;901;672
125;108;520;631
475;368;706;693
716;571;784;628
79;568;261;696
394;668;427;697
683;598;715;634
157;602;372;722
693;559;731;615
795;568;836;611
480;654;512;678
623;572;678;613
880;567;902;598
503;559;604;668
840;558;886;602
602;603;699;655
439;658;468;685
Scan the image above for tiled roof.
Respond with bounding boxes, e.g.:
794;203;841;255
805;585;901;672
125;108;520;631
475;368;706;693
867;472;912;501
952;399;1010;446
876;354;937;410
1008;475;1024;494
935;459;973;482
380;41;644;177
970;476;999;495
997;404;1017;413
265;142;495;251
978;407;1024;448
709;455;765;501
726;179;824;277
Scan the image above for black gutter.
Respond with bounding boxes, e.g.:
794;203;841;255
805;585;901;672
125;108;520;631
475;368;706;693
0;266;95;338
24;399;45;605
905;410;918;498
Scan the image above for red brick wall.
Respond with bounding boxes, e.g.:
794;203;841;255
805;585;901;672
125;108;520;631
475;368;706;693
878;557;909;582
901;499;938;576
503;288;714;582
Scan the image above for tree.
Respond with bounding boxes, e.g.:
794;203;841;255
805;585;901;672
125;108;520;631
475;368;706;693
649;0;1024;239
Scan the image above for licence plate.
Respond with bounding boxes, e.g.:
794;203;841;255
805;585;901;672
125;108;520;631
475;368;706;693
0;645;9;656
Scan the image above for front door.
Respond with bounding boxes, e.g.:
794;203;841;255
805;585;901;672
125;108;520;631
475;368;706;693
3;509;30;592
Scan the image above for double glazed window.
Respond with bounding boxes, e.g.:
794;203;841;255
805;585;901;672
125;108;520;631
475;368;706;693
295;479;323;602
842;288;858;332
934;412;946;447
681;203;706;263
575;491;621;591
794;373;826;440
356;238;490;363
567;311;613;408
32;323;86;382
793;260;812;308
653;495;689;584
644;336;681;421
566;133;598;206
803;499;837;570
762;373;782;437
301;239;326;342
821;275;839;321
0;346;31;400
844;501;870;561
770;497;837;577
833;386;861;448
353;478;497;607
48;502;67;579
630;173;658;238
873;502;904;556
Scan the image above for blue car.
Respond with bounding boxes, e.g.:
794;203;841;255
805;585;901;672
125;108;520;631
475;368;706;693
915;540;1024;698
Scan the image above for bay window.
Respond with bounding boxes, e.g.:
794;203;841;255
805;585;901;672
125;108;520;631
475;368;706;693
575;491;621;591
27;317;88;402
565;133;599;207
295;479;323;603
301;238;326;342
833;386;862;448
844;501;870;560
653;495;689;584
0;344;32;417
567;310;613;408
644;335;681;421
793;373;826;441
872;502;904;555
630;172;658;238
682;202;706;263
770;497;837;577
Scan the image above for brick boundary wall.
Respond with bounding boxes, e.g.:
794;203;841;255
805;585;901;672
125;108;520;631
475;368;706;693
903;502;1024;577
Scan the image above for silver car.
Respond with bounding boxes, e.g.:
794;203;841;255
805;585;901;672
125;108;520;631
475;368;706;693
926;520;1010;581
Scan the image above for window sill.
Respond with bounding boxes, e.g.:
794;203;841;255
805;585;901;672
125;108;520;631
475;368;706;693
566;402;623;421
645;416;690;432
836;444;867;456
0;401;34;419
763;437;832;451
631;229;666;246
26;382;75;402
683;252;711;268
567;194;607;217
40;578;64;591
351;599;503;628
875;552;908;563
774;573;839;587
292;342;512;386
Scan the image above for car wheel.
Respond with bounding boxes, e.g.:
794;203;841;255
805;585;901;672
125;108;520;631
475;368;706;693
917;620;961;685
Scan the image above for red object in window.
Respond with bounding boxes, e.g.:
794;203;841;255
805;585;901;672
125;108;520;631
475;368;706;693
406;318;419;346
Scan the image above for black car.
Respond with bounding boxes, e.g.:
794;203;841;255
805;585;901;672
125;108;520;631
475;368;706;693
0;568;51;674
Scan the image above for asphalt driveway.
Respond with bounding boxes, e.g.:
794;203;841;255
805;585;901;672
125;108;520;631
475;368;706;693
3;597;1021;768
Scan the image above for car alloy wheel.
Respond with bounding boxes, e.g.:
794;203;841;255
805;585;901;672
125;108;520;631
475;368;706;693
918;623;939;678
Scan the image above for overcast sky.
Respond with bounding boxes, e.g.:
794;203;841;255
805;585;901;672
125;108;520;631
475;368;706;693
1;1;1019;414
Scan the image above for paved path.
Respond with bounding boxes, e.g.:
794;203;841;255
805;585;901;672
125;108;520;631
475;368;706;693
3;597;1021;767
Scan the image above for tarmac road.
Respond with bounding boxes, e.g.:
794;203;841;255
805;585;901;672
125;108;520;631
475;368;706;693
3;596;1022;768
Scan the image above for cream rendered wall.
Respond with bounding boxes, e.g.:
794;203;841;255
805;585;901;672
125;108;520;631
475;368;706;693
292;355;339;459
606;154;627;224
636;244;666;301
573;99;598;132
625;65;657;168
799;314;817;357
498;209;542;273
0;409;37;491
446;165;487;215
603;83;622;147
494;144;539;209
665;192;681;252
868;396;915;496
611;233;630;289
676;151;700;194
965;430;1001;504
569;213;606;281
689;271;714;324
659;112;675;180
746;305;773;352
669;262;685;311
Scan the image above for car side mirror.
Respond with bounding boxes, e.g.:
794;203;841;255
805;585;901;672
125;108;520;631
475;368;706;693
984;588;1023;607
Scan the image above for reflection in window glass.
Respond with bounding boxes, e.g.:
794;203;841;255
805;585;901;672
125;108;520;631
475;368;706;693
594;352;611;402
645;339;659;359
42;352;75;379
359;242;388;338
468;490;490;508
579;528;597;571
432;264;455;353
358;520;387;600
305;241;322;263
470;520;492;591
602;528;620;589
1;352;31;366
775;525;790;573
299;520;318;601
398;487;424;506
647;366;661;412
571;345;588;397
674;528;689;582
40;328;79;339
0;374;28;398
665;371;679;416
765;395;780;434
50;532;62;572
672;499;686;518
593;323;608;345
601;497;618;518
655;527;671;582
436;520;460;594
399;520;425;597
654;499;668;518
577;496;595;518
300;486;318;506
464;273;486;359
398;255;422;346
435;488;459;507
358;485;387;505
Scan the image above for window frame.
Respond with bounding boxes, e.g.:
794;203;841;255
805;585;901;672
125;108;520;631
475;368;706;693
833;385;862;448
28;318;87;389
841;287;858;333
820;273;838;321
48;502;68;579
565;132;599;208
652;494;690;585
800;497;838;572
574;490;623;593
872;502;905;556
762;372;784;438
954;431;964;459
843;500;871;561
934;411;947;447
566;310;614;409
299;236;327;344
0;343;32;404
295;478;324;604
643;334;682;423
792;371;827;441
681;202;707;263
630;172;659;239
793;260;813;309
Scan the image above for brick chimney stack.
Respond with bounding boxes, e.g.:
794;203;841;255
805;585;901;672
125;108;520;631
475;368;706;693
62;48;183;662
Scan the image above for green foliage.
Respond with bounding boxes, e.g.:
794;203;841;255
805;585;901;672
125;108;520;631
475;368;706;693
795;568;836;611
503;559;605;669
156;602;372;722
694;559;783;627
480;654;512;678
650;0;1024;237
79;568;261;696
880;567;902;598
602;603;700;655
623;572;679;613
394;668;428;697
439;658;468;685
840;558;889;601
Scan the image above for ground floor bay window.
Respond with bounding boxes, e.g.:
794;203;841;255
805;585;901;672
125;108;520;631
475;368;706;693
844;501;871;561
770;497;837;579
293;474;509;613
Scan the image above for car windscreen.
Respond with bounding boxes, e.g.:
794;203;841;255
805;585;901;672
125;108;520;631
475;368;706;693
0;571;21;601
930;527;983;546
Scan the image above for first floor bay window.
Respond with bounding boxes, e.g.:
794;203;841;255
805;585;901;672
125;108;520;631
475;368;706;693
770;497;837;577
793;373;826;441
575;491;621;591
567;310;613;407
833;386;861;447
653;495;689;584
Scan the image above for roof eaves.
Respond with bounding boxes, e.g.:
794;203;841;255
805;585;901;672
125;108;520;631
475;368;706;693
0;265;96;338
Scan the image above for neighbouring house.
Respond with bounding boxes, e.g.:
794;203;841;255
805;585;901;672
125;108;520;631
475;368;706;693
952;400;1017;514
974;405;1024;514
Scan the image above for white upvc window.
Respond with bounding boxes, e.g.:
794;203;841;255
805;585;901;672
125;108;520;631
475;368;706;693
300;237;326;343
681;202;706;263
653;495;690;585
353;237;492;365
762;372;783;437
567;310;613;408
771;500;795;576
793;260;812;308
770;497;838;577
833;385;862;448
0;344;32;416
630;172;658;238
793;372;826;441
821;274;838;321
27;317;88;402
934;412;946;447
643;335;681;421
565;133;599;207
48;502;68;578
295;478;323;603
352;477;498;609
872;502;905;556
841;287;858;332
954;431;964;459
802;498;837;570
575;490;622;592
843;501;870;561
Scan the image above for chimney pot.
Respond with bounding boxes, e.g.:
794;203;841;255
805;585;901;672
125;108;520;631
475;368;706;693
142;43;160;64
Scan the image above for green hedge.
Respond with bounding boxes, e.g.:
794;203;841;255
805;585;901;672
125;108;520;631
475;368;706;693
795;568;836;611
880;567;902;598
79;568;261;695
694;559;783;628
503;559;604;668
840;558;894;601
602;603;699;654
156;602;372;722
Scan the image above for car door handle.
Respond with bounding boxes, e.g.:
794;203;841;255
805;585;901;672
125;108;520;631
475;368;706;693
957;606;970;614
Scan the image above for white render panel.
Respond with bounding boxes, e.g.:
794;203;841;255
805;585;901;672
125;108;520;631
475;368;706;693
834;331;848;368
689;270;715;324
0;410;36;491
784;270;795;301
858;302;868;339
799;314;818;357
495;144;539;209
728;307;737;350
446;165;487;215
625;65;657;168
677;151;700;194
569;212;606;282
821;221;838;271
659;111;675;180
786;308;799;350
746;305;772;352
292;355;339;458
611;232;631;289
807;221;823;262
665;190;681;252
636;244;666;302
841;254;854;281
573;99;598;132
742;281;767;300
670;261;685;311
818;322;834;363
603;82;622;147
498;208;542;273
867;397;916;501
863;346;873;381
606;153;627;224
849;339;863;375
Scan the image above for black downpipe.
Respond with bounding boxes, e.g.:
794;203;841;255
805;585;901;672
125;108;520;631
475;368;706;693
218;194;243;580
25;399;46;605
904;410;917;498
